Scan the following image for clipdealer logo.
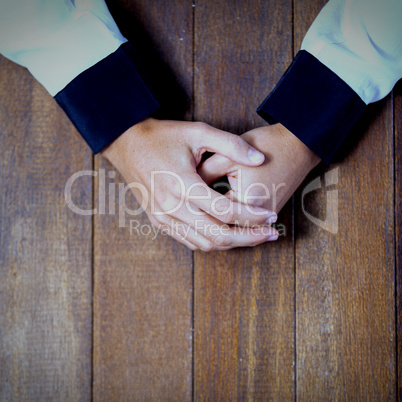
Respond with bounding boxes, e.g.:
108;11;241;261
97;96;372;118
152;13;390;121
64;169;286;228
64;167;339;234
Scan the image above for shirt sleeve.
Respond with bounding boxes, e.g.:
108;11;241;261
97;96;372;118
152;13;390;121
257;0;402;163
0;0;160;153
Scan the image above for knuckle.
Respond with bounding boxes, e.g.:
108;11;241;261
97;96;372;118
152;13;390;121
212;233;230;247
155;213;170;226
221;210;236;224
201;242;214;252
160;176;184;198
214;203;235;223
170;181;185;198
228;136;243;153
213;199;230;214
157;193;182;214
192;122;209;135
248;198;266;209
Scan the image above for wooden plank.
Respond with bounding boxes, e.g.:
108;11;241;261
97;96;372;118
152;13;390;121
0;57;92;400
395;80;402;401
294;1;396;399
93;1;194;400
193;1;295;399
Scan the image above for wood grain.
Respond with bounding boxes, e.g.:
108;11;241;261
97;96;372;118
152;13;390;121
93;1;194;400
294;1;396;399
1;1;399;400
0;57;92;400
395;80;402;401
193;1;295;399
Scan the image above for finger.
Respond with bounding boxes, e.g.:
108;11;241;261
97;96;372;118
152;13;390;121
193;124;265;166
168;229;198;250
170;206;280;250
149;196;226;251
214;225;279;249
147;213;197;250
174;224;215;252
198;153;234;185
190;224;279;251
181;173;277;226
159;216;216;252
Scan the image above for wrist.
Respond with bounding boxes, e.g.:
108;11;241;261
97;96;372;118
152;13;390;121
276;123;321;170
101;117;154;162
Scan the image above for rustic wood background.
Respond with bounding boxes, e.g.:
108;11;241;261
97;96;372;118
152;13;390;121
0;0;400;400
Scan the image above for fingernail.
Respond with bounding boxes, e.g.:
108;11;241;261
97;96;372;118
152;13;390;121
267;234;279;241
266;214;277;224
248;147;264;164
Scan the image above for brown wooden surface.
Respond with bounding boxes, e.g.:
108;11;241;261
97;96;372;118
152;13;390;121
93;1;194;400
193;0;295;400
294;0;396;399
0;0;400;400
0;58;93;400
396;81;402;401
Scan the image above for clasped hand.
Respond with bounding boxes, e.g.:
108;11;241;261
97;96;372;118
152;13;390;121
102;118;320;251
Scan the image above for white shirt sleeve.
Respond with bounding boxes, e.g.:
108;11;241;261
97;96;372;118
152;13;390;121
301;0;402;104
0;0;127;96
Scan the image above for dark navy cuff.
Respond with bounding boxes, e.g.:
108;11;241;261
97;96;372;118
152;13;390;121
257;50;366;164
55;42;160;153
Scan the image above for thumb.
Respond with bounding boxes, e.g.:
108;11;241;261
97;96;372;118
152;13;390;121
193;124;265;166
198;153;234;185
